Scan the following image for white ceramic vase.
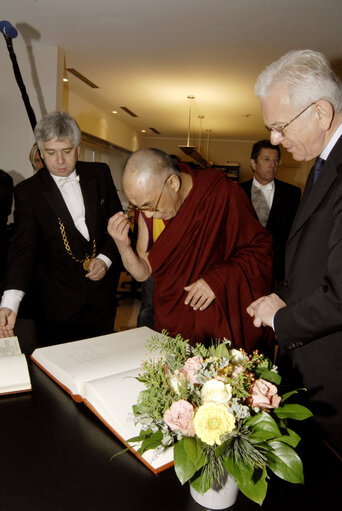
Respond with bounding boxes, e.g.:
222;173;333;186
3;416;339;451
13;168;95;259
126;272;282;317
189;471;239;510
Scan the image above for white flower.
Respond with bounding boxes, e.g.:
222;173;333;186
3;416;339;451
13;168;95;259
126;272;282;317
169;374;182;393
230;349;248;366
201;379;232;405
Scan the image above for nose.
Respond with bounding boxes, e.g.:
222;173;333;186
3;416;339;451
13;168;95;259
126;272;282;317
270;131;283;145
56;151;65;164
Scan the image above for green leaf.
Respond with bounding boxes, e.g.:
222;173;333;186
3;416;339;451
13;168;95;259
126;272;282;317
255;369;281;385
245;410;281;441
190;469;214;494
174;438;207;485
280;388;306;402
273;428;301;448
137;430;163;455
266;440;304;484
274;404;313;421
223;455;267;505
214;343;230;359
126;428;154;444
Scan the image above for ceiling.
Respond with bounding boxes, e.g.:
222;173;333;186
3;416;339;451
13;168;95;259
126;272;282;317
2;0;342;144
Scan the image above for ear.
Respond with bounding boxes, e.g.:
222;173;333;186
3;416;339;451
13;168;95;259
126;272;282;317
315;100;334;131
169;174;181;192
250;158;256;172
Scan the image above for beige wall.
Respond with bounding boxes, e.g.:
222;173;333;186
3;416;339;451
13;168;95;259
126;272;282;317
139;136;312;192
0;43;311;193
0;46;64;184
65;89;140;153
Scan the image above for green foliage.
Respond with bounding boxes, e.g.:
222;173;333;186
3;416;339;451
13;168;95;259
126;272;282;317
274;403;313;421
265;440;304;484
223;455;268;505
113;333;312;507
146;331;190;372
136;362;175;419
246;411;282;442
174;437;207;484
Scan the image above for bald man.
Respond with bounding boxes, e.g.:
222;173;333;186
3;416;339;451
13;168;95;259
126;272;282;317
108;148;273;350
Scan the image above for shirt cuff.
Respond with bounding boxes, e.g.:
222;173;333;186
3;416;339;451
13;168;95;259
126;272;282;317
1;289;25;316
97;254;112;269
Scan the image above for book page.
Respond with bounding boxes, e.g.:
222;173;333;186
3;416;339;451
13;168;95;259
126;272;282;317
83;368;173;470
0;354;31;394
31;327;161;397
0;337;21;357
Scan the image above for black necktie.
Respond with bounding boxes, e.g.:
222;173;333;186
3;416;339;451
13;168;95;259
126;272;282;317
313;157;324;184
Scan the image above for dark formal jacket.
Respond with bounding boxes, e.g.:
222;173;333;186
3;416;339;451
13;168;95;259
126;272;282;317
240;178;301;283
4;161;122;323
274;135;342;450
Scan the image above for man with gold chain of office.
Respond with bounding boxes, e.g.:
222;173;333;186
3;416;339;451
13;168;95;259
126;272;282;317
0;111;122;344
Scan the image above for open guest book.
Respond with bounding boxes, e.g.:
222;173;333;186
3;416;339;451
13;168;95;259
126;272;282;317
0;336;32;395
30;326;173;474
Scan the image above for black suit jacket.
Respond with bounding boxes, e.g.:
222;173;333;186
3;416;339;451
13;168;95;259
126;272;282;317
5;161;122;323
240;178;301;283
274;136;342;450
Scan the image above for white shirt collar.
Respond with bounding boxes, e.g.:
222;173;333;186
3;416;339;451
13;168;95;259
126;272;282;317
51;169;77;185
320;122;342;160
252;177;274;191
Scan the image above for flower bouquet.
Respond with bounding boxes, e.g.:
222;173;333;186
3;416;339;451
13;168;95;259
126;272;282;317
124;331;312;506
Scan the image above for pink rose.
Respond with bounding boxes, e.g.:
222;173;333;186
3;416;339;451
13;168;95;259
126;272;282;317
163;399;196;436
249;379;281;410
231;365;244;378
181;355;203;384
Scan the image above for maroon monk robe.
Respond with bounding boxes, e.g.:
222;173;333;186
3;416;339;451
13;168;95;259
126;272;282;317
148;167;273;351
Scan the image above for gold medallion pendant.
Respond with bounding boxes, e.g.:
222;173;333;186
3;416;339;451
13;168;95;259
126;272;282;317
83;258;91;271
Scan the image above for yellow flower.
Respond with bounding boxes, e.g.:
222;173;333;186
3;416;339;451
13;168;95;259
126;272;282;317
193;403;236;445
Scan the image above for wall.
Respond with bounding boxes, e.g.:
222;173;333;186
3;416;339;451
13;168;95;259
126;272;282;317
65;89;140;153
0;45;64;184
139;136;312;191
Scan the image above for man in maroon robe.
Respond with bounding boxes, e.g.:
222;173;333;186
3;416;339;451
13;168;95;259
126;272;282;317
108;148;273;351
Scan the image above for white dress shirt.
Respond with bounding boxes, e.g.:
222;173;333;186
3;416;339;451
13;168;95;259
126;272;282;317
251;178;275;227
1;169;111;315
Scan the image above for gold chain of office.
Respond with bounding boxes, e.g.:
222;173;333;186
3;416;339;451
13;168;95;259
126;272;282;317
58;217;96;271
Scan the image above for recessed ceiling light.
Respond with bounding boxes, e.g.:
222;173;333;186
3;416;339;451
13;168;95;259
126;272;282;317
112;110;118;114
141;129;146;133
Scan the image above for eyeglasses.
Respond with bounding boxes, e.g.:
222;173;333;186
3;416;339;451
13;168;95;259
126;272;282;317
128;175;171;213
265;102;316;138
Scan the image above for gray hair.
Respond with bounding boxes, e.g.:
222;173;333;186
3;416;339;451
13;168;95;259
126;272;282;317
255;49;342;113
34;111;81;150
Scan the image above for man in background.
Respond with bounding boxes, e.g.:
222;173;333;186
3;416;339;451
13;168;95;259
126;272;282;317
108;148;273;351
0;111;122;344
247;49;342;453
241;139;301;283
0;169;13;292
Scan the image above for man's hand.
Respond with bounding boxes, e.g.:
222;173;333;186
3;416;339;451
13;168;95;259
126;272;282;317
107;212;131;253
247;293;286;328
184;278;215;311
85;258;107;281
0;307;16;337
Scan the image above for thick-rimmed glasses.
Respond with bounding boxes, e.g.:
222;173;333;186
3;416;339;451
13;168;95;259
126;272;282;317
265;102;316;138
128;175;171;213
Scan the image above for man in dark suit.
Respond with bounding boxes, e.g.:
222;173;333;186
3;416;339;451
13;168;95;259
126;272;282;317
0;111;122;344
0;170;13;291
247;50;342;454
240;140;301;284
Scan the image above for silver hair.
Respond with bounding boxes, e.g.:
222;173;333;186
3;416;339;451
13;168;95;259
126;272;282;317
255;49;342;113
34;111;81;150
